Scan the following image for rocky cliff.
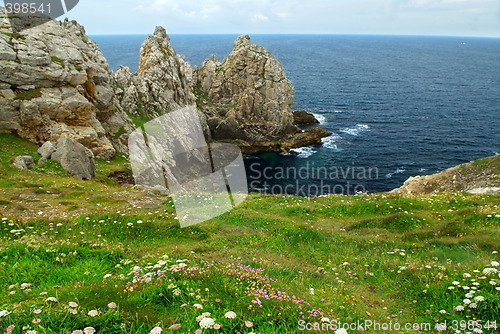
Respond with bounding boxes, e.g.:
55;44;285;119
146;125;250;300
196;35;329;152
0;10;133;160
114;27;210;138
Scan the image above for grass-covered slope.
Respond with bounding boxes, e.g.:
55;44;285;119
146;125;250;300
0;134;499;333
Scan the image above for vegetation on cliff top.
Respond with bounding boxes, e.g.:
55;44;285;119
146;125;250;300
0;133;499;333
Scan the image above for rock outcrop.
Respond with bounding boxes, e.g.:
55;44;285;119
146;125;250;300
0;10;134;160
51;134;96;180
392;154;500;195
196;35;329;151
115;27;210;139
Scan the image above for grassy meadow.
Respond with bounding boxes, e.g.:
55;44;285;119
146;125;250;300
0;133;499;333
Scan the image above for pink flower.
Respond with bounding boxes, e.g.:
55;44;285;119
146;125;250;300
33;309;42;314
215;298;221;303
32;318;41;324
214;324;221;330
71;331;83;334
107;302;117;309
6;325;15;334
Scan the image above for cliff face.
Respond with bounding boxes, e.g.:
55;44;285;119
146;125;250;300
0;10;133;160
115;27;209;138
196;35;297;144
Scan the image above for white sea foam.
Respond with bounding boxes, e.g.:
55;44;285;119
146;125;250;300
341;124;370;136
290;147;317;159
312;113;326;124
386;167;406;179
321;133;342;151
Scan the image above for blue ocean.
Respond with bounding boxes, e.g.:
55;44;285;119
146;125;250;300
93;34;500;195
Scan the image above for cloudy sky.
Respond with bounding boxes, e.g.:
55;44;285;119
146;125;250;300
67;0;500;37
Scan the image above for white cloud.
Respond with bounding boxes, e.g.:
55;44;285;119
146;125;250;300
66;0;500;36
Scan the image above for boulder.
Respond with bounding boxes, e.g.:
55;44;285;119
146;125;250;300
52;135;96;180
37;141;56;164
12;156;35;170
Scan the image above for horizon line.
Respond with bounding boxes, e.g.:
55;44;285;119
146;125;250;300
88;32;500;39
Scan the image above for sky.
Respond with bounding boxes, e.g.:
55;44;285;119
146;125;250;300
65;0;500;37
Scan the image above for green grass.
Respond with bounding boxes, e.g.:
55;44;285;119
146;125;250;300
50;56;65;67
0;133;499;333
14;88;42;101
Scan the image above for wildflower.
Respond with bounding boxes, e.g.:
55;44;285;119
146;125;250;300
33;309;42;314
473;329;483;333
193;303;203;309
150;327;162;334
321;317;330;323
83;327;96;334
69;302;78;308
335;329;348;334
69;309;78;315
490;281;497;285
452;281;460;285
474;296;485;302
88;310;98;317
137;220;143;224
199;317;215;329
215;298;221;303
46;297;58;302
469;303;478;309
6;325;15;334
463;299;471;305
107;302;117;309
32;318;41;324
213;324;221;330
455;305;465;311
103;274;112;279
225;311;237;319
483;268;498;275
71;331;82;334
245;321;254;328
439;310;446;314
195;330;202;334
463;273;471;278
20;283;31;289
309;288;315;295
492;261;499;267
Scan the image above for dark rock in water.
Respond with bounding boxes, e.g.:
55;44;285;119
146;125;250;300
52;135;96;180
237;127;332;154
12;156;35;170
293;110;320;125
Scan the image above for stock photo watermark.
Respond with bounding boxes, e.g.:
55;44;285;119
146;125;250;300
2;0;79;31
128;106;248;228
248;163;379;197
